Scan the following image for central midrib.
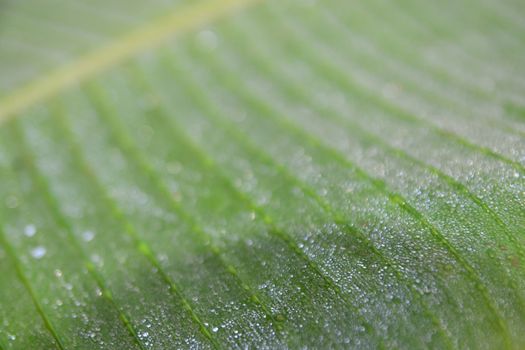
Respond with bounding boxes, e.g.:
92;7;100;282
0;0;263;124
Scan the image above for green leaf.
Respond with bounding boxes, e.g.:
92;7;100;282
0;0;524;348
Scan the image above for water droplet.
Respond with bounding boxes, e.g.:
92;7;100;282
139;331;149;339
30;246;46;259
211;327;219;333
82;230;95;242
24;224;36;237
91;254;103;266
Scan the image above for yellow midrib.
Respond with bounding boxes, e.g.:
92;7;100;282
0;0;263;124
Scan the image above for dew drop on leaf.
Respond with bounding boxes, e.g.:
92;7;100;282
82;230;95;242
30;246;46;259
24;224;36;237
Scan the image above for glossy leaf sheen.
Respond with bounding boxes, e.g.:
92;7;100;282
0;0;524;349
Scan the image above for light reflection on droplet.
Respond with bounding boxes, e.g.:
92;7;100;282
30;246;46;259
82;230;95;242
24;224;36;237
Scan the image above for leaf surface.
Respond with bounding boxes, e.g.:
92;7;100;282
0;0;524;348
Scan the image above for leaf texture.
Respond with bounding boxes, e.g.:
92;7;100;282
0;0;524;349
